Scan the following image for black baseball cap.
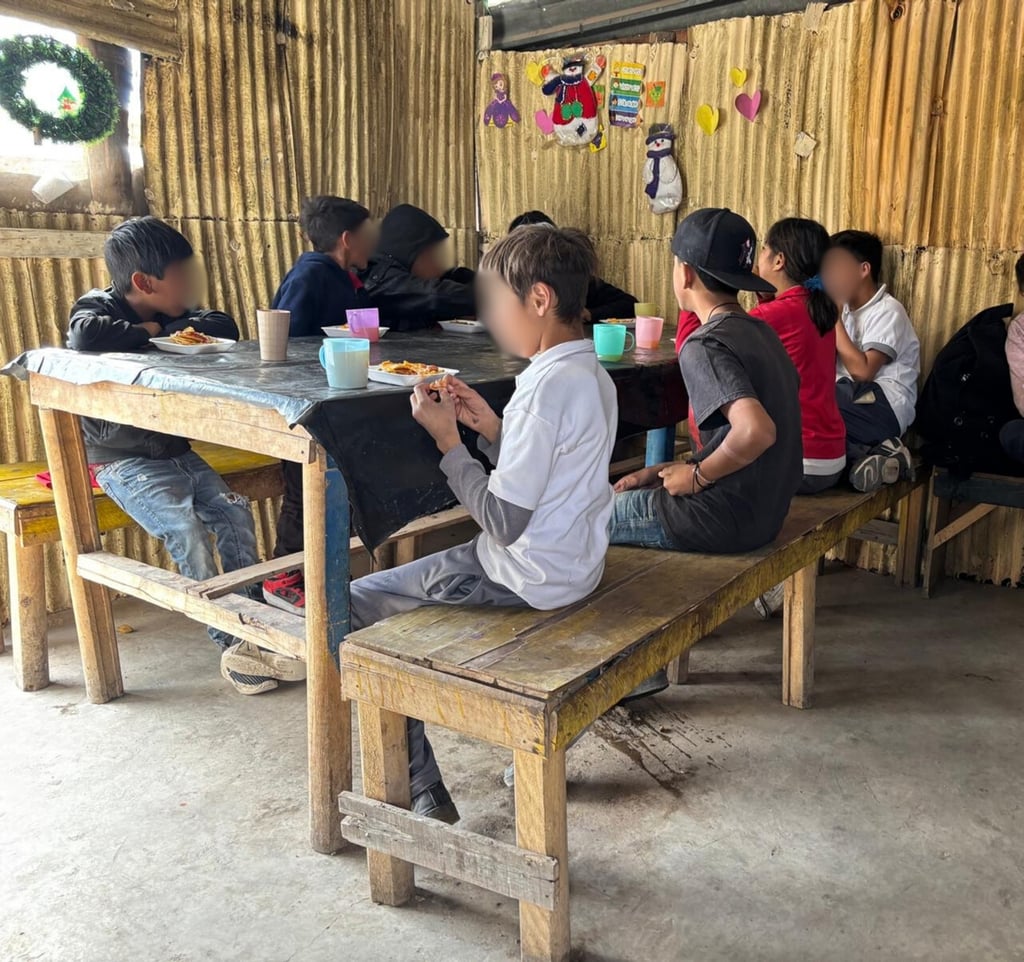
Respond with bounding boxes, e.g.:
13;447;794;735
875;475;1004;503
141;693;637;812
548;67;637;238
670;208;776;294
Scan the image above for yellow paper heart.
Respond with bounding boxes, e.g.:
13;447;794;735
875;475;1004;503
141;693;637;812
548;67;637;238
695;104;720;136
729;67;747;88
526;62;543;86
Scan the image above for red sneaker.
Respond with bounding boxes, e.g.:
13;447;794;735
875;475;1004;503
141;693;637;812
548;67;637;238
263;569;305;617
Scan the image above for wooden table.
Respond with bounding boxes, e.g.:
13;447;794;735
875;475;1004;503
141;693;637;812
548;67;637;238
16;335;683;853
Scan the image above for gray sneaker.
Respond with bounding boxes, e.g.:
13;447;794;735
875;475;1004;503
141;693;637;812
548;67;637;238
754;582;785;620
849;453;900;492
875;437;915;481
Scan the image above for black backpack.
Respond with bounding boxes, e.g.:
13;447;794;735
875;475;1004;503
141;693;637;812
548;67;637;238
915;303;1022;478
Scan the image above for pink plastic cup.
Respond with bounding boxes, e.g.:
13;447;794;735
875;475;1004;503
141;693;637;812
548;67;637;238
635;315;665;350
346;307;381;342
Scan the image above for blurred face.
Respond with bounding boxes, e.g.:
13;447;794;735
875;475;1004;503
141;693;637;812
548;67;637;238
339;220;376;271
821;246;869;307
411;242;448;281
672;258;695;313
477;271;551;358
132;258;197;317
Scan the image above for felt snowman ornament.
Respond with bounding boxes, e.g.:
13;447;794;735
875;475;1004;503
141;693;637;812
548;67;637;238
643;123;682;215
542;53;606;147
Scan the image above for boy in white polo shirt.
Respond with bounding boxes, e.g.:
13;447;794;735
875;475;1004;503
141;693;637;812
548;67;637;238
346;225;618;824
822;230;920;491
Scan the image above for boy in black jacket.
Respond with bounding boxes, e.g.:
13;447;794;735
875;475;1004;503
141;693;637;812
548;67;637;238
508;210;639;322
361;204;476;330
67;216;304;695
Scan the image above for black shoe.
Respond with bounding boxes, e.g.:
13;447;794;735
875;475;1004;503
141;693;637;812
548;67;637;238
618;668;670;705
412;781;460;824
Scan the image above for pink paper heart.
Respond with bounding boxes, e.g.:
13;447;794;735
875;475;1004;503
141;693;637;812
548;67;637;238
735;90;762;122
534;109;554;135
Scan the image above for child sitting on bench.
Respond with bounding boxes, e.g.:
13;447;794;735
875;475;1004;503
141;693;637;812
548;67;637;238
66;216;303;696
347;225;617;824
822;230;918;491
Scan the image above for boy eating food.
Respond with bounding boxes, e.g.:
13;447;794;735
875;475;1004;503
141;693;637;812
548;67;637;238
346;225;618;822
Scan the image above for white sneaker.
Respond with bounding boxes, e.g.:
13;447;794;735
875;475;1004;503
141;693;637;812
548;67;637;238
220;640;306;682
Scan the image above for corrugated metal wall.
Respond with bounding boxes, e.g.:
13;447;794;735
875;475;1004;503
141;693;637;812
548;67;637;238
0;0;477;622
478;0;1024;585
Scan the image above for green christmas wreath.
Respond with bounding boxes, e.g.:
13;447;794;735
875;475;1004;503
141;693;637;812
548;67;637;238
0;35;119;145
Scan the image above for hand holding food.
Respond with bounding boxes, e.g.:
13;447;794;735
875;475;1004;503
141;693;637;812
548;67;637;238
443;376;501;443
410;382;461;454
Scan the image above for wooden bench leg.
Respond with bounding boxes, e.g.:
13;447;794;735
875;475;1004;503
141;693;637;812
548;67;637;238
38;408;122;703
357;701;415;905
666;650;690;684
10;541;49;690
394;534;419;568
895;481;927;589
514;748;570;962
304;450;352;854
782;560;816;709
921;478;950;598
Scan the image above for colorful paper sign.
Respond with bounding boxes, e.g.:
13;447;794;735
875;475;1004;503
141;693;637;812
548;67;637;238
593;83;606;109
609;60;645;128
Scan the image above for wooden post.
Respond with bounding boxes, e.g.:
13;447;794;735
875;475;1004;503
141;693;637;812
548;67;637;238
75;38;135;211
9;542;49;690
357;702;415;905
303;448;351;854
781;561;817;709
666;649;690;685
394;534;419;567
37;407;123;702
514;749;570;962
922;476;950;599
895;482;927;589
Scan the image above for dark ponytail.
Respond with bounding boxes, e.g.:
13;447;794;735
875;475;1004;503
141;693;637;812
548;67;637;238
764;217;838;336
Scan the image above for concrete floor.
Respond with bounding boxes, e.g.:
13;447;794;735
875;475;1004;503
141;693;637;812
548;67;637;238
1;565;1022;962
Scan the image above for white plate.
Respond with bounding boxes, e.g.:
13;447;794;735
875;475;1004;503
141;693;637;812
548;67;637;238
439;319;487;334
322;325;390;339
368;365;459;387
596;318;637;329
150;336;237;355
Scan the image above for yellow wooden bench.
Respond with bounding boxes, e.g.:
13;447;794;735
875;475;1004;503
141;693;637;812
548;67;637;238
0;442;284;691
339;477;927;962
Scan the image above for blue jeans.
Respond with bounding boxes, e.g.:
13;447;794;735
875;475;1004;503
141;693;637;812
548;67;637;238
608;489;676;549
95;451;260;650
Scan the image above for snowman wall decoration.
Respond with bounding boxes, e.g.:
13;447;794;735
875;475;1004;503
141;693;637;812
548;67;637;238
643;123;682;215
541;53;606;147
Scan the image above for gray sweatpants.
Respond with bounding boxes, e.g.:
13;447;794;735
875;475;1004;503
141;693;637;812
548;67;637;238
348;538;525;796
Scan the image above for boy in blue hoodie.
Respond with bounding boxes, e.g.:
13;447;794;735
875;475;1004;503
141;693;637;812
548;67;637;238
263;197;375;613
272;195;375;337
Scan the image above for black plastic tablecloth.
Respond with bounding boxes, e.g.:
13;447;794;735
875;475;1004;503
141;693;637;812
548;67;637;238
5;333;686;549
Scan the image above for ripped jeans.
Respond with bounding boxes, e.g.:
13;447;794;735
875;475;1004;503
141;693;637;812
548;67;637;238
95;451;261;650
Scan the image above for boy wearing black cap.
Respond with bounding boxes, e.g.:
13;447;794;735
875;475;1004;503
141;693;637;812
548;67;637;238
361;203;476;330
613;208;803;556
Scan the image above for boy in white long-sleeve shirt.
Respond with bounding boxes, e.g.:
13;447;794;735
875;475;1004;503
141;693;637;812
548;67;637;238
346;225;618;824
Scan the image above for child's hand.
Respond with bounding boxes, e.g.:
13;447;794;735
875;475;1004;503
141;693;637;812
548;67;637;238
410;383;461;454
445;376;501;443
613;465;662;493
659;463;696;497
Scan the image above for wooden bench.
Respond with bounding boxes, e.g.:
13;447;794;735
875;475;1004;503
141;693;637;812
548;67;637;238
338;478;927;962
922;468;1024;596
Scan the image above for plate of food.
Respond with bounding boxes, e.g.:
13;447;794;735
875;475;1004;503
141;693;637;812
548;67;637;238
322;324;390;339
439;318;487;334
151;328;237;354
368;360;459;387
596;317;637;329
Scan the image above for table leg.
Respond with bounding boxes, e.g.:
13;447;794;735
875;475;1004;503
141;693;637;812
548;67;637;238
782;561;817;709
38;408;122;703
895;482;927;589
514;748;570;962
666;649;690;685
303;448;352;854
10;541;49;690
645;426;675;467
922;476;950;599
357;701;415;905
